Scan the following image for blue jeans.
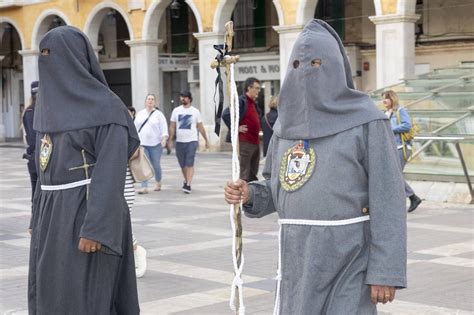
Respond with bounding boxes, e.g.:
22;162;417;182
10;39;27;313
141;144;163;188
398;147;414;197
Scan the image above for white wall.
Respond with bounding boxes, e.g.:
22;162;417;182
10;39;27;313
360;43;474;92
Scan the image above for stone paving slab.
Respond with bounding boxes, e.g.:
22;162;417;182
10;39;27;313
0;147;473;314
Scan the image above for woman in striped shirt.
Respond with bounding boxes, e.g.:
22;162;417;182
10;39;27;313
127;107;147;278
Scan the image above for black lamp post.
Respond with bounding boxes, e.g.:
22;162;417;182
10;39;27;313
170;0;181;19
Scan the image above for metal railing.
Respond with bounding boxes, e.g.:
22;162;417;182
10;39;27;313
410;136;474;204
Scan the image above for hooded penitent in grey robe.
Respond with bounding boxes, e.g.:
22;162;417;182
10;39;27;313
243;20;407;314
29;26;140;314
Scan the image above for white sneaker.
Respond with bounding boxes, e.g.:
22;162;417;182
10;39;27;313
134;245;147;278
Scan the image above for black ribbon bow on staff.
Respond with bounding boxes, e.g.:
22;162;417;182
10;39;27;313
213;44;228;136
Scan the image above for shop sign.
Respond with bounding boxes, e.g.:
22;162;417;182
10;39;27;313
159;57;191;70
234;60;280;81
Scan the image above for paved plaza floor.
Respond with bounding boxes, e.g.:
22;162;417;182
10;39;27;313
0;146;473;314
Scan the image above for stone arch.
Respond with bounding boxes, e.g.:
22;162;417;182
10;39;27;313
0;17;25;50
31;9;70;50
296;0;318;25
142;0;203;40
83;2;134;48
213;0;284;33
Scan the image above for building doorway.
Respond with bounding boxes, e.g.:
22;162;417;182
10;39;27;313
162;70;189;120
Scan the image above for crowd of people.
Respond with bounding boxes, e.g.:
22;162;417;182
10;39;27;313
21;22;420;314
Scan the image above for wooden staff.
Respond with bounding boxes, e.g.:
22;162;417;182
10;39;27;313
211;21;243;314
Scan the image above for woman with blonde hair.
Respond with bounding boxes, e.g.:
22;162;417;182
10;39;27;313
382;90;422;213
134;94;169;193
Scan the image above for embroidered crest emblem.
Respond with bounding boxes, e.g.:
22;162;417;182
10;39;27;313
39;134;53;171
279;141;316;192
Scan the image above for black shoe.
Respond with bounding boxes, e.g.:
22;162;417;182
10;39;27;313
408;194;422;213
183;184;191;194
182;182;187;190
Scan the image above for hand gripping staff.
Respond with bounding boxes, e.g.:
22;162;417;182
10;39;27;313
210;21;245;314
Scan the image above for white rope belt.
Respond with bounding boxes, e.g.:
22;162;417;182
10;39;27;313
41;178;91;191
273;215;371;315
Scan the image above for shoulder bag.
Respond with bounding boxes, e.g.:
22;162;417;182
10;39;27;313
129;147;154;182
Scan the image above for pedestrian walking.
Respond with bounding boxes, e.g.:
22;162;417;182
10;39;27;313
261;95;278;157
126;107;147;278
168;91;209;193
224;20;407;314
223;77;263;182
22;81;39;202
134;94;169;193
382;90;422;212
29;26;140;314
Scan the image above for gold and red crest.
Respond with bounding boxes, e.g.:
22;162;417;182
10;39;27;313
39;134;53;171
279;141;316;192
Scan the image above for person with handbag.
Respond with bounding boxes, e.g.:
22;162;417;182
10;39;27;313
383;90;422;213
134;94;169;194
261;95;278;157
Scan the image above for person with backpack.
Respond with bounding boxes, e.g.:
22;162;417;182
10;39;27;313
134;94;169;193
222;77;263;182
382;90;422;213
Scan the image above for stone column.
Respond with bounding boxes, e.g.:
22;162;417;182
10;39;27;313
369;14;419;88
0;56;5;142
273;25;303;84
19;49;39;109
125;39;161;111
91;45;103;59
193;32;224;149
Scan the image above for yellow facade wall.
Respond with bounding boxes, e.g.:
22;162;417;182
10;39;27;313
381;0;398;14
1;0;333;49
1;0;141;49
194;0;219;32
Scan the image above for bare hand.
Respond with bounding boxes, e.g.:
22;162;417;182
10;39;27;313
78;237;102;254
28;229;32;236
370;285;396;304
224;179;250;205
161;139;167;147
239;125;248;133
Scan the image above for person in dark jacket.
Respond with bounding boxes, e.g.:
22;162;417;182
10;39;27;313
261;95;278;157
222;77;263;182
22;81;39;201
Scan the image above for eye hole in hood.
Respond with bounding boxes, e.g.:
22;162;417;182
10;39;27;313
311;58;321;68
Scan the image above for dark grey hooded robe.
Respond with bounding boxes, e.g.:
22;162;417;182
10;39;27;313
243;20;407;314
29;26;140;314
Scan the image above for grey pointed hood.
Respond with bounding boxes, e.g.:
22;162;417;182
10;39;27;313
33;26;139;158
273;19;385;140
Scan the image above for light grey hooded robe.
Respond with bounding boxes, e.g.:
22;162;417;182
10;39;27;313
243;20;407;314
